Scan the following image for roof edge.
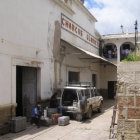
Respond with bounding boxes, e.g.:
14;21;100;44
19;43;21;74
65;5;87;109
74;0;97;22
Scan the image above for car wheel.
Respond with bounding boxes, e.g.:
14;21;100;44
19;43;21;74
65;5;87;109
86;106;92;119
75;113;83;121
98;102;103;113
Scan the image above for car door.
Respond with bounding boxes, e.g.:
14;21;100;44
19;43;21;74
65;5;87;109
85;89;91;109
94;88;100;107
91;88;96;109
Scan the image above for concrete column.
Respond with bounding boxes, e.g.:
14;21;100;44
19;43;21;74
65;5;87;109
116;44;121;63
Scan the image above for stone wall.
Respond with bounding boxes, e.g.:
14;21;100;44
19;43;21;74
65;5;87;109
117;62;140;140
0;105;16;135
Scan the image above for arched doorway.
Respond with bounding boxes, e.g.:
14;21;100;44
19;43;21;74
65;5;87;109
103;43;117;59
120;42;135;61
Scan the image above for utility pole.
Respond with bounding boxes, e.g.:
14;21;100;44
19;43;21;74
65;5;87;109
134;20;138;50
120;25;124;33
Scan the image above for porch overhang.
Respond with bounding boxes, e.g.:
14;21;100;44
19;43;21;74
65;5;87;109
61;39;116;67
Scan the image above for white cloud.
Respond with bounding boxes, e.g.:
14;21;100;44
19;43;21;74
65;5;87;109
84;1;88;7
87;0;140;34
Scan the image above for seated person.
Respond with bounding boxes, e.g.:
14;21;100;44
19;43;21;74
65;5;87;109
50;92;62;114
31;104;42;128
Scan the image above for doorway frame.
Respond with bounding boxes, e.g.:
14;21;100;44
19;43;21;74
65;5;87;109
11;57;42;117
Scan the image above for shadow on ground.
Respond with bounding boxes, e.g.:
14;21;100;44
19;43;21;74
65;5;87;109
0;124;56;140
82;99;116;124
0;99;116;140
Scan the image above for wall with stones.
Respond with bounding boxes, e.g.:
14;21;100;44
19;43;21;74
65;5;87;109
117;62;140;140
0;105;15;135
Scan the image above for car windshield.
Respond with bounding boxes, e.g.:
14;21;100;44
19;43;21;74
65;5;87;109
62;89;78;106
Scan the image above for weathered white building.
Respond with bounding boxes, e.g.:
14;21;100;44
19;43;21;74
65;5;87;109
102;32;140;64
0;0;116;132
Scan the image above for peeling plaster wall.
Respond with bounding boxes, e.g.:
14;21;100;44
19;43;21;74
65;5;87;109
0;0;72;105
53;21;65;88
0;0;58;105
0;0;66;128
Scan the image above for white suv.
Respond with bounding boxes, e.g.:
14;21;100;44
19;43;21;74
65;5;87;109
60;83;103;121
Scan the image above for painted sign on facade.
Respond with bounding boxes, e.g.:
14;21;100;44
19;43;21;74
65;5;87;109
61;14;99;48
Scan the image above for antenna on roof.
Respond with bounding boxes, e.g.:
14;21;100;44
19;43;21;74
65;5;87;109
134;20;138;50
120;24;124;33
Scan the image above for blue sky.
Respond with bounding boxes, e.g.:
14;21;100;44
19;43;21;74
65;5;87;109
84;0;104;9
84;0;140;35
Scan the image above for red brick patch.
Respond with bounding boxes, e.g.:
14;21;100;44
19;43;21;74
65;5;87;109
136;97;140;107
118;96;134;107
128;109;140;119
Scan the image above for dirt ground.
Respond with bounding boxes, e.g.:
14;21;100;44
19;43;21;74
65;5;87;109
0;99;117;140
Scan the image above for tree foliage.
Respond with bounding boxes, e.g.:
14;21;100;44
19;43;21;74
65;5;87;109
122;51;140;62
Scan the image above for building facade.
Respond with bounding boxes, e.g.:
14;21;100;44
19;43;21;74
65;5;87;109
102;33;140;64
0;0;116;132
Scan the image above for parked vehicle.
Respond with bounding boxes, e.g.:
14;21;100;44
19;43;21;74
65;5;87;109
60;83;103;121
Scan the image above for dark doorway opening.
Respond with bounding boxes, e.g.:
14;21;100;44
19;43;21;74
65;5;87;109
16;66;37;120
108;81;117;99
103;44;117;59
120;43;135;61
68;71;79;83
92;74;97;87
